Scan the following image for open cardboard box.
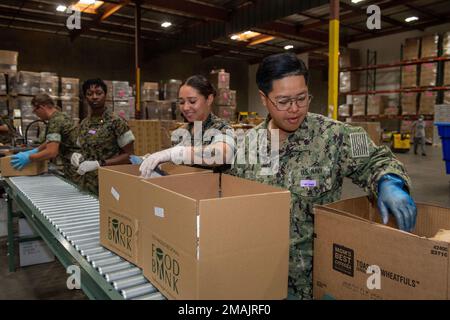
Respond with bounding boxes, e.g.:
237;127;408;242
139;173;291;300
99;163;210;267
314;196;450;300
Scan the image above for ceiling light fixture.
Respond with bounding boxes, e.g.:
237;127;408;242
230;35;239;40
351;0;365;3
161;21;172;28
56;5;67;12
284;45;294;50
79;0;96;4
405;16;419;23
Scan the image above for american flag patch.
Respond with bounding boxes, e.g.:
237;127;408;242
350;132;369;158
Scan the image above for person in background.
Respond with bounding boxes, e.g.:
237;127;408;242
411;115;427;156
10;93;80;183
229;52;417;300
71;78;135;195
136;75;234;178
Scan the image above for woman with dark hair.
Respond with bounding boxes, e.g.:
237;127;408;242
138;74;234;178
71;78;135;195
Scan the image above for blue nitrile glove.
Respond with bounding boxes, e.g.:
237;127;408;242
377;174;417;232
10;152;32;170
129;155;143;165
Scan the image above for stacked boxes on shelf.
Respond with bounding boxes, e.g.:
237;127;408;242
444;32;450;102
401;92;418;115
9;71;40;96
39;72;59;99
352;95;365;116
141;82;159;119
0;50;18;73
367;95;388;116
164;79;181;121
339;48;361;94
210;69;236;122
0;72;7;116
419;91;436;115
420;63;437;87
60;77;80;122
338;104;352;117
420;34;439;59
128;120;177;155
403;38;420;60
112;81;134;120
401;64;417;88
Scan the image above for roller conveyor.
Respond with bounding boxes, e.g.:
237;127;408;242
5;174;165;301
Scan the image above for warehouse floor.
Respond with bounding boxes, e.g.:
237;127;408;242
0;144;448;300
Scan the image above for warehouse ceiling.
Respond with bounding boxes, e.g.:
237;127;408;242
0;0;449;63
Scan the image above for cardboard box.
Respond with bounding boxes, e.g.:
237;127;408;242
0;50;18;73
214;106;236;122
401;92;417;115
444;92;450;105
19;240;55;267
444;32;450;57
444;61;450;86
421;34;439;58
40;73;59;98
112;81;130;100
0;73;6;95
367;95;388;116
215;88;233;106
338;104;351;117
0;156;48;177
403;38;420;61
141;82;159;101
313;196;450;300
18;218;55;267
164;80;182;101
339;72;360;93
419;91;436;115
99;164;210;267
348;122;381;145
339;48;361;68
420;63;437;87
139;173;291;299
401;65;417;88
61;98;80;119
61;77;79;98
210;69;230;90
352;95;365;116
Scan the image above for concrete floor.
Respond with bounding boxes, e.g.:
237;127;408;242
0;143;448;300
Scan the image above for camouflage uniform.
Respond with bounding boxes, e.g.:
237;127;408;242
77;108;135;195
229;113;411;300
173;113;233;171
46;110;80;183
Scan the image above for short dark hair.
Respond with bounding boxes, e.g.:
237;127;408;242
31;93;55;107
181;75;216;99
82;78;107;96
256;52;309;95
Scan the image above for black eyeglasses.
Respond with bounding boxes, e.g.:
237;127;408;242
265;94;313;111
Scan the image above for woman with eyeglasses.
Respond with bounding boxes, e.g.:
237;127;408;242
229;52;417;300
137;75;234;178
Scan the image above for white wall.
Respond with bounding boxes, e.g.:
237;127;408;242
247;53;309;117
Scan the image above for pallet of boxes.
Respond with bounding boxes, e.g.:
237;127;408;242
60;77;80;126
443;31;450;105
210;69;237;122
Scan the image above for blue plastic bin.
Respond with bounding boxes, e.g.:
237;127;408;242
434;123;450;174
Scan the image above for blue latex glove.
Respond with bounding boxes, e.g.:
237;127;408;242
377;174;417;232
10;152;32;170
129;155;143;165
